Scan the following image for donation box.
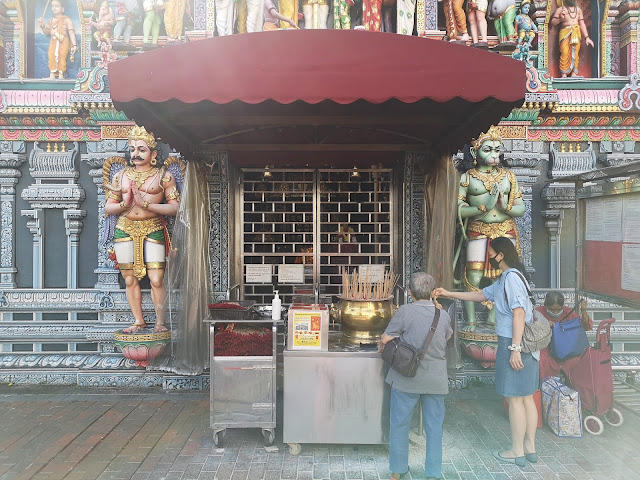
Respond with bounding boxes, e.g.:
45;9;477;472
287;304;329;351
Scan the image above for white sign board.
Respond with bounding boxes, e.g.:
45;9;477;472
359;264;386;283
245;265;272;283
622;244;640;293
278;264;305;284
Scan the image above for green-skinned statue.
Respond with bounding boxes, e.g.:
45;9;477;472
487;0;517;45
456;126;525;330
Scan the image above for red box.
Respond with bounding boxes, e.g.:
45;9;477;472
502;390;543;429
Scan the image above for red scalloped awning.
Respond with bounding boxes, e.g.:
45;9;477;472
108;30;525;154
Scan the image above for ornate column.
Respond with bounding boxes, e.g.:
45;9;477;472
0;140;26;289
205;151;229;302
2;1;24;79
618;1;639;75
21;209;43;288
81;139;128;290
403;152;425;291
534;10;547;71
187;0;216;40
542;209;563;288
64;210;85;289
416;0;438;34
502;138;544;275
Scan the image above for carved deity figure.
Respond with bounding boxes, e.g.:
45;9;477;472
113;0;140;44
438;0;469;42
164;0;188;41
237;0;265;33
303;0;330;29
334;0;354;29
467;0;488;45
263;0;297;30
550;0;594;77
143;0;165;45
279;0;299;28
104;127;182;333
362;0;382;30
38;0;78;79
456;127;525;329
88;1;115;46
487;0;516;44
515;0;537;48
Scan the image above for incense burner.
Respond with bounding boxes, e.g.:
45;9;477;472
331;297;396;344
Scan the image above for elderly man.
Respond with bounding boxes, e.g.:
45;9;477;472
104;126;180;333
379;272;453;480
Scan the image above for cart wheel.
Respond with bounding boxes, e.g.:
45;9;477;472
288;443;302;456
213;430;225;448
584;415;604;435
605;407;624;427
263;429;275;446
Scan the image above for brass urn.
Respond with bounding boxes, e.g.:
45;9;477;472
331;297;396;344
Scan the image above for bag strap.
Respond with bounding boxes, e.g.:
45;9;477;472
419;308;441;358
503;270;535;307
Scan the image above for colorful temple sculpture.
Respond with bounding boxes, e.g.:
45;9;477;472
0;0;639;388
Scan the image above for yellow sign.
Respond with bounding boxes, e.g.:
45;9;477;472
292;311;322;348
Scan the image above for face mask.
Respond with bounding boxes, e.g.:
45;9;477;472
546;309;564;318
488;255;501;269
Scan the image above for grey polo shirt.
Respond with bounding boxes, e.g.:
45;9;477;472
383;300;452;395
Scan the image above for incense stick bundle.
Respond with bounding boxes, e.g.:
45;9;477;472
340;267;398;300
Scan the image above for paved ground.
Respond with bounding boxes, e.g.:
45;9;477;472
0;384;638;480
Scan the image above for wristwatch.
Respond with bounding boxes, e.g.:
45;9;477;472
507;344;522;352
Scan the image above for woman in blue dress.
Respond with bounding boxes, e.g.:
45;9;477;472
433;236;538;468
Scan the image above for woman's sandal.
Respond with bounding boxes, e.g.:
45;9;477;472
525;453;538;463
123;323;147;334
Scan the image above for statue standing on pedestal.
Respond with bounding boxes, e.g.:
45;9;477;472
88;1;115;46
38;0;78;79
439;0;469;42
456;126;525;330
143;0;165;45
104;126;182;333
550;0;593;77
302;0;330;28
113;0;140;44
515;0;537;48
487;0;516;45
334;0;354;29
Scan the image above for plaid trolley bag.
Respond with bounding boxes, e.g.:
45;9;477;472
541;376;582;438
563;318;624;435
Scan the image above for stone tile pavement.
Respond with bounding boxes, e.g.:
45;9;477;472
0;384;638;480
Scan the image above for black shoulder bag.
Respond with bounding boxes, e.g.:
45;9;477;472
381;308;441;377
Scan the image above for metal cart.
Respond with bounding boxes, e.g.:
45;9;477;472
206;308;280;447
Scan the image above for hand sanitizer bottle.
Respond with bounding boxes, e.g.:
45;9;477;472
272;290;281;320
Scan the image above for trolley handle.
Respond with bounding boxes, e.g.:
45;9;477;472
595;318;615;349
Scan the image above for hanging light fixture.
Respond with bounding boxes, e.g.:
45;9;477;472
350;166;360;179
263;165;273;180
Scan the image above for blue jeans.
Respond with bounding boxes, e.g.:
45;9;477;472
389;387;445;478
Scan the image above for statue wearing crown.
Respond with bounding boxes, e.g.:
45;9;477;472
455;126;525;332
103;126;184;336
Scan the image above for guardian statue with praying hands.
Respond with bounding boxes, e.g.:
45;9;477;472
103;126;184;333
455;126;525;330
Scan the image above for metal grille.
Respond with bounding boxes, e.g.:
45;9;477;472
241;169;393;304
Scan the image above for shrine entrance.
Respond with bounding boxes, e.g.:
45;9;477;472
238;167;396;304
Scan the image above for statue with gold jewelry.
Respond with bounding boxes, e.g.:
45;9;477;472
455;126;525;331
103;126;184;335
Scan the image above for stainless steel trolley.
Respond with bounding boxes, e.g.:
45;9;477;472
206;313;280;448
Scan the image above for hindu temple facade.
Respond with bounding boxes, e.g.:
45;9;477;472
0;0;639;387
